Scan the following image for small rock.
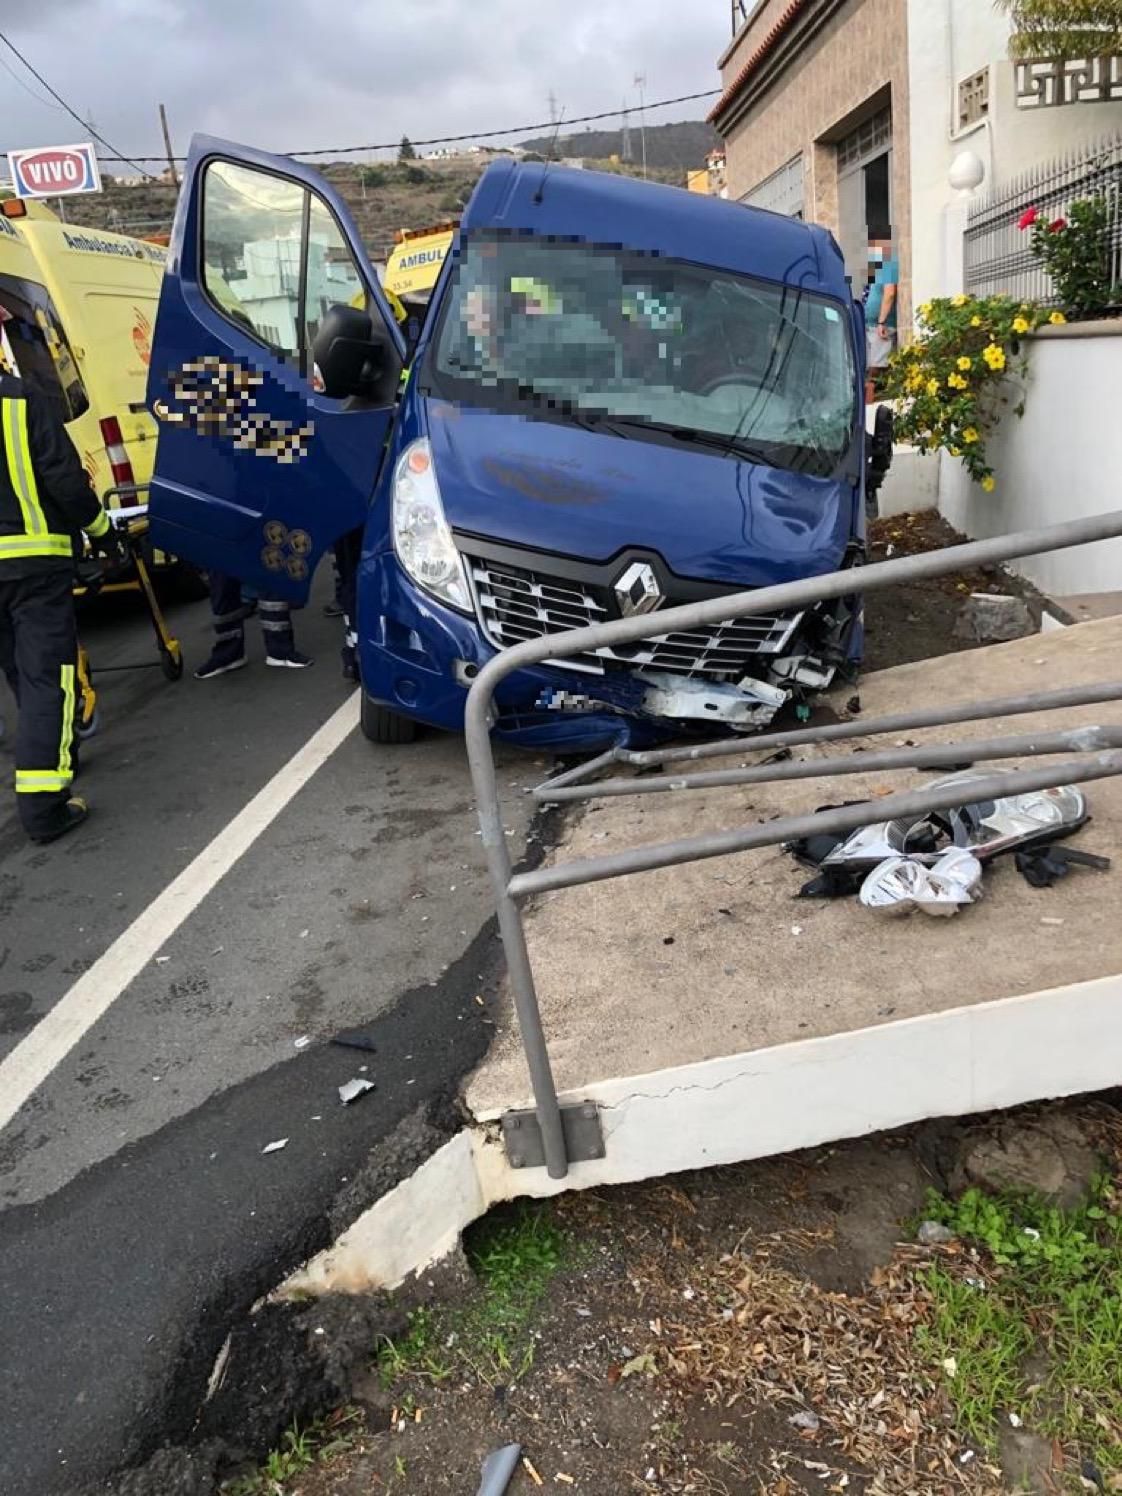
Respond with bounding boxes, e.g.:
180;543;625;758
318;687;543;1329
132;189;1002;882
789;1410;821;1432
954;592;1036;643
917;1220;957;1246
957;1114;1099;1208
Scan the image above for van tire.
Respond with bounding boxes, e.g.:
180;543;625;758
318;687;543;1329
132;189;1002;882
361;695;418;745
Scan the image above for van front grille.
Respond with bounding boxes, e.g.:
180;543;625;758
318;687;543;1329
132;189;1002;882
465;555;802;680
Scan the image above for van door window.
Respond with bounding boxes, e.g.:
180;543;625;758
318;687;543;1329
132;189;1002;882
201;160;305;359
0;272;90;423
304;196;366;351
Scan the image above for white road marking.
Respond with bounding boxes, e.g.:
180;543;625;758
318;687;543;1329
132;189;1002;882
0;693;360;1134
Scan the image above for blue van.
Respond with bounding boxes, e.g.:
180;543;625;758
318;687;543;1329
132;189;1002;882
148;138;882;751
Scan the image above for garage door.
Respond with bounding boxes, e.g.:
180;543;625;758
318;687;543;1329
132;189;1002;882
741;153;804;218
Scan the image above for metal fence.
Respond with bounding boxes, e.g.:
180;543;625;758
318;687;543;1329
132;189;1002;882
964;133;1122;304
465;509;1122;1179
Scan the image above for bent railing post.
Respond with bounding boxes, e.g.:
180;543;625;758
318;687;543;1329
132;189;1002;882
464;508;1122;1179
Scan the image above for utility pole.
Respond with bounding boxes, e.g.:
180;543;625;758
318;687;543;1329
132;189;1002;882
546;90;564;161
159;103;179;186
634;73;648;179
621;101;632;163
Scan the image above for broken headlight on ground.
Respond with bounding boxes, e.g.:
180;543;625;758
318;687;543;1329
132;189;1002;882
819;775;1089;871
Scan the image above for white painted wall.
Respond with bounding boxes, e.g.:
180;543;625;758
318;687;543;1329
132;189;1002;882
907;0;1122;309
940;327;1122;597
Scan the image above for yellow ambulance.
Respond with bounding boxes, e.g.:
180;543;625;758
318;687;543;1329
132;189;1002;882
383;220;455;308
0;196;166;532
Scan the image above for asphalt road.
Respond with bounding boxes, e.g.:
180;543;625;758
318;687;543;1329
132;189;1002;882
0;566;536;1495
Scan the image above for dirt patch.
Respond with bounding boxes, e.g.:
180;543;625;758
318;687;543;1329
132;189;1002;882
222;1100;1122;1496
863;512;1047;676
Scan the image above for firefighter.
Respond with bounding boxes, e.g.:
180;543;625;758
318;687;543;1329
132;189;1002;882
0;371;120;842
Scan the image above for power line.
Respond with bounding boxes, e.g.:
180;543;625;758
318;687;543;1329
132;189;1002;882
0;50;65;112
0;29;159;180
77;86;722;165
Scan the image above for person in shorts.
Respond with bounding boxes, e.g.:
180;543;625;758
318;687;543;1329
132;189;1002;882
864;240;898;404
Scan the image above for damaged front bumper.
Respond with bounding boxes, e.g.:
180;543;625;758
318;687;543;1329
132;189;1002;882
359;547;862;751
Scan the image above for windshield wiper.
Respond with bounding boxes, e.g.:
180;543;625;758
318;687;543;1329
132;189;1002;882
601;416;773;464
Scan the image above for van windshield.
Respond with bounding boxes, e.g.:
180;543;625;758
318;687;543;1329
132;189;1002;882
429;231;857;477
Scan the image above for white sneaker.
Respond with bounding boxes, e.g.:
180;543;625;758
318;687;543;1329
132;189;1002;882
265;651;313;669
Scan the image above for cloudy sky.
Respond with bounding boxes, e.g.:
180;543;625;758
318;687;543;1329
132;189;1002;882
0;0;728;174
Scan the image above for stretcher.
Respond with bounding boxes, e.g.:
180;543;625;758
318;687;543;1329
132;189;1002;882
74;492;184;738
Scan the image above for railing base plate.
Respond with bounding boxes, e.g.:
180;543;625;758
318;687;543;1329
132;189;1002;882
501;1103;604;1169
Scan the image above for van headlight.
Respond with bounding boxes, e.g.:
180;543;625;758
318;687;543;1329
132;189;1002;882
391;438;471;613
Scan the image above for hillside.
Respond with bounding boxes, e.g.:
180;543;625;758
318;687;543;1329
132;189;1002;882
521;117;720;169
63;142;699;263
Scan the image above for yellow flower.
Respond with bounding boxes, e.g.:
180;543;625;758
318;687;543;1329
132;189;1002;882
1050;310;1067;326
982;343;1006;371
962;427;980;443
951;294;968;307
918;302;933;322
957;356;973;371
926;378;941;396
947;373;967;390
970;316;982;328
950;446;962;457
981;475;996;493
905;369;924;392
1012;316;1030;335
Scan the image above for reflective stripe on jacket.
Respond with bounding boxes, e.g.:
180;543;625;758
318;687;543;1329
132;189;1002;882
0;380;107;575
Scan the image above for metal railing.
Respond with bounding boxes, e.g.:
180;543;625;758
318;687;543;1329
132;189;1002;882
465;510;1122;1179
964;132;1122;304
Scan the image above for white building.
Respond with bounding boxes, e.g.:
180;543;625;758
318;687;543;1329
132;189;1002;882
712;0;1122;319
908;0;1122;309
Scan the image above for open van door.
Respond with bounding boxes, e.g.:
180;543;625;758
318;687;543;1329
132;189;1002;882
146;135;404;601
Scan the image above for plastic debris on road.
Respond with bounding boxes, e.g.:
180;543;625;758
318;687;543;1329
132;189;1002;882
859;848;983;917
261;1138;289;1154
338;1077;376;1105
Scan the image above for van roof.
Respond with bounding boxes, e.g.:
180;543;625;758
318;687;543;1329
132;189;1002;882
460;160;848;302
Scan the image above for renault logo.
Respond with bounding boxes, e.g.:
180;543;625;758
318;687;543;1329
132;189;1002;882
614;561;663;618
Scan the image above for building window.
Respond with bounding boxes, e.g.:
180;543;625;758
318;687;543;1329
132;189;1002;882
958;68;990;128
837;107;892;172
741;153;805;218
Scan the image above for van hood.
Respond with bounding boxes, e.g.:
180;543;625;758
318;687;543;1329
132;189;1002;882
426;401;856;589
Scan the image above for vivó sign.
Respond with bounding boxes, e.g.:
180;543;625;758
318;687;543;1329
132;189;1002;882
8;143;102;200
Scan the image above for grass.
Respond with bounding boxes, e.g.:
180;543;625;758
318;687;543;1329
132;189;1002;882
916;1177;1122;1478
377;1200;569;1390
220;1407;364;1494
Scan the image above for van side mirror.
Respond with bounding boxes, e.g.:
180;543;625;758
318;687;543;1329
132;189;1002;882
313;304;387;399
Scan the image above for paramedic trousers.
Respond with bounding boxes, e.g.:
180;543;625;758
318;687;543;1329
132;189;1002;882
0;569;78;839
209;572;295;661
333;531;361;675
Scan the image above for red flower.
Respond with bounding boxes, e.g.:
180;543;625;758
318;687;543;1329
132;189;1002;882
1018;206;1039;230
1049;217;1067;233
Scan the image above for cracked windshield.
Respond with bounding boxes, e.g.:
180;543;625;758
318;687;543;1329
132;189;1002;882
433;231;857;475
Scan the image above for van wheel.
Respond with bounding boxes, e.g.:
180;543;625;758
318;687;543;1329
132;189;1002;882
361;695;418;745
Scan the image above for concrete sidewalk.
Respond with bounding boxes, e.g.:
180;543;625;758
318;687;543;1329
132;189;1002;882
290;617;1122;1300
470;615;1122;1115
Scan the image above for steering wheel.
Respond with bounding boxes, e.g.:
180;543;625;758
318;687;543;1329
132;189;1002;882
696;374;758;397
